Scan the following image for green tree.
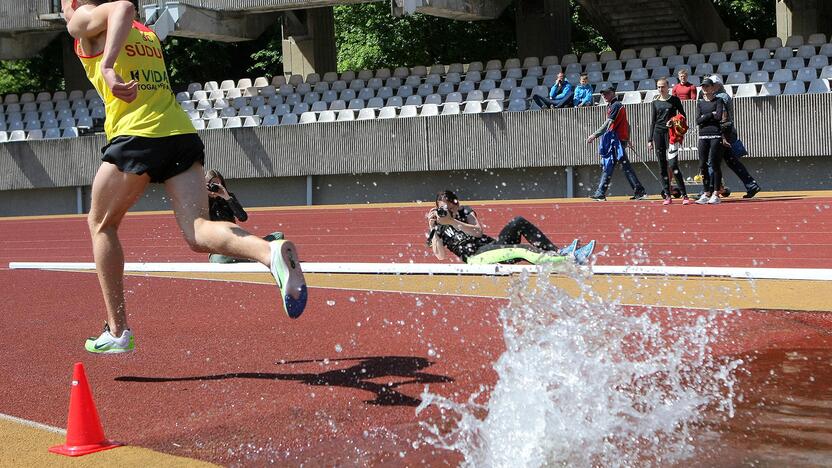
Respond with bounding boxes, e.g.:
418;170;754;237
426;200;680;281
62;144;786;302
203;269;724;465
0;39;64;95
334;3;517;72
712;0;776;42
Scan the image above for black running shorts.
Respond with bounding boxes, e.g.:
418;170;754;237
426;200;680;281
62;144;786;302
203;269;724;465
101;133;205;183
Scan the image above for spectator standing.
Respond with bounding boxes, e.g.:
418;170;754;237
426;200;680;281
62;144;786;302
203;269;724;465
573;74;594;107
647;78;690;205
586;85;646;201
533;72;574;109
672;68;698;100
709;74;762;198
695;78;725;205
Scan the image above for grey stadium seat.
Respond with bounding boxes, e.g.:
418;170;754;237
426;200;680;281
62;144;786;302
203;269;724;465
749;71;770;83
405;95;422;106
398;105;418;118
357;108;376;120
441;103;461;115
783;80;806;95
299;112;317;124
317;111;336;123
807;79;831;94
735;83;758;98
280;114;298;125
463;101;482;114
420;104;439;117
377;106;397;119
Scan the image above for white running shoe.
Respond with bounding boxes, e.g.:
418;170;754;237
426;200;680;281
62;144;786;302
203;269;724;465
708;193;721;204
85;323;135;354
269;240;308;319
695;193;710;205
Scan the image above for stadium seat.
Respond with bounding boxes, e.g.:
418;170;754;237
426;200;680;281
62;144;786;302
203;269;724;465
508;87;527;100
465;70;482;83
722;41;740;53
253;77;269;87
583;62;602;74
717;62;736;75
796;67;818;82
734;83;758;97
299;112;317;124
8;121;24;132
262;114;279;126
51;91;68;102
206;118;223;129
448;63;465;74
237;78;253;89
336;110;355;121
468;62;485;73
772;69;794;83
678;44;697;57
618;49;636;61
411;65;428;76
486;88;505;101
339;89;357;102
821;66;832;79
417;84;434;97
274;104;291;116
751;48;771;61
783;80;806;95
441;103;461;115
603;60;622;72
726;72;746;84
420;104;439;117
62;127;79;138
807;79;831;94
437;82;455;95
761;59;782;72
445;71;463;83
385;96;403;107
645;56;663;69
405;95;422;106
659;45;677;58
375;68;392;79
457;81;475;95
424;94;442;105
622;91;641;104
821;44;832;58
445;92;463;103
20;93;35;103
366;78;383;91
764;37;782;49
201;108;218;119
637;79;656;91
504;58;521;69
561;54;578;65
608;70;626;83
377;106;397;119
693;63;714;76
393;67;409;79
396;86;413;98
623;58;641;71
616;81;635;92
643;89;659;102
505;68;523;80
3;94;19;105
651;66;671;79
687;54;706;68
366;97;384;109
0;131;6;143
639;47;657;59
808;33;827;46
749;70;770;83
357;69;373;81
541;55;558;66
8;130;25;141
506;98;526;112
425;74;442;86
666;55;684;69
204;81;220;91
478;79;496;92
24;119;40;131
708;52;727;65
340;70;356;82
697;43;716;56
785;35;804;48
318;111;336;123
42;127;60;139
238;106;254;117
729;50;750;63
630;68;648;81
774;47;793;60
220;107;236;118
587;71;604;83
348;98;365;110
356;108;376;120
292;103;309;114
462;101;482;114
484;100;503;112
739;60;759;74
311;101;328;112
399;105;418;118
465;90;484;101
296;83;312;96
242;116;260;127
27;129;45;140
796;45;816;59
280;114;298;125
741;39;761;51
809;55;830;69
785;57;806;70
59;117;75;129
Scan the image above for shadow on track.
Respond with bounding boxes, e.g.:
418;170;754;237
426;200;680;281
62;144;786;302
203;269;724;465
116;355;453;407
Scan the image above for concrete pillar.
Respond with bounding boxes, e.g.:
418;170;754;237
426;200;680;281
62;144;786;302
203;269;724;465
61;33;93;92
281;7;337;78
776;0;832;42
515;0;571;60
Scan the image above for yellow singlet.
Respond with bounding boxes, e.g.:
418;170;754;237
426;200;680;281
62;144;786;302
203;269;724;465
75;21;195;140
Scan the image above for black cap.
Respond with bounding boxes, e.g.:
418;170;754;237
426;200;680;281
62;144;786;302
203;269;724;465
701;78;715;86
598;83;615;93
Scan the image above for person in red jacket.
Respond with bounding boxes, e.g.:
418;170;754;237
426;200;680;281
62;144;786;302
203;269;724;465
672;68;698;100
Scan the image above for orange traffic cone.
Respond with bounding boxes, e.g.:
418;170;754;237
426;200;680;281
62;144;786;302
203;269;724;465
49;362;122;456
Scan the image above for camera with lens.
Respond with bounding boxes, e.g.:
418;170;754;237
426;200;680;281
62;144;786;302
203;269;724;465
436;206;449;217
207;183;221;193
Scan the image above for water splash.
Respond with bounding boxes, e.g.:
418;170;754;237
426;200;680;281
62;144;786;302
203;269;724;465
418;267;743;467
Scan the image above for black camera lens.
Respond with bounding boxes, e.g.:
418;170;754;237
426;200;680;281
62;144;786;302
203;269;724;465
436;207;448;217
207;183;220;193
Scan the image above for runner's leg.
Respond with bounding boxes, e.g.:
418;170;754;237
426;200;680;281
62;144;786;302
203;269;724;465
164;163;272;265
88;163;150;337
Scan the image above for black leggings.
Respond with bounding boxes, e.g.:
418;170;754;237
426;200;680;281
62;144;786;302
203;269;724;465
494;216;557;251
698;138;723;194
653;130;687;197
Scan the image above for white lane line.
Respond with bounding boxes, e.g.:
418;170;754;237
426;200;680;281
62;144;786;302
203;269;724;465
0;412;65;435
8;261;832;281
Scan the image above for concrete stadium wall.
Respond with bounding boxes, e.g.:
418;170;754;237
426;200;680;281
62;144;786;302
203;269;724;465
1;94;831;216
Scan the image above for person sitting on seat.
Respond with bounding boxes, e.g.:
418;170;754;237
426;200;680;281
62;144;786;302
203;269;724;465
426;190;595;265
205;169;282;263
532;72;574;109
573;74;595;107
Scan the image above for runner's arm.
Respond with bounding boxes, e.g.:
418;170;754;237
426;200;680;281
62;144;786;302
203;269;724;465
65;1;134;41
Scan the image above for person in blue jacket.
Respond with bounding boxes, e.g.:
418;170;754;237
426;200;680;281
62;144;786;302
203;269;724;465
573;74;594;107
533;72;574;109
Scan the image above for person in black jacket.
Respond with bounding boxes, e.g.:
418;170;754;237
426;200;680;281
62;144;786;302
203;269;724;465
694;78;726;205
205;169;282;262
647;77;689;205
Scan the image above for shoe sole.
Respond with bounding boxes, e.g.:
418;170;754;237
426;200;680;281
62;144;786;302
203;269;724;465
558;239;579;256
271;240;308;319
84;336;135;354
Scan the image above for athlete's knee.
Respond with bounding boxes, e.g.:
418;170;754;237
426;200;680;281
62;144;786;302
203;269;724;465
186;218;213;253
87;212;116;236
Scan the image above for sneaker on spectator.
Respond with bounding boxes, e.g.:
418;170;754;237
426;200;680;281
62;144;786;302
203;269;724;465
695;193;710;205
708;193;721;204
682;197;692;205
589;194;606;201
630;192;647;200
743;185;761;199
662;198;671;205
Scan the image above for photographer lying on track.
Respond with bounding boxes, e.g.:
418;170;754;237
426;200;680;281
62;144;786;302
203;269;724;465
426;190;595;265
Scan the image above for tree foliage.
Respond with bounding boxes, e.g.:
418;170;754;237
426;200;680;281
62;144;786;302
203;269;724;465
334;2;517;72
712;0;775;42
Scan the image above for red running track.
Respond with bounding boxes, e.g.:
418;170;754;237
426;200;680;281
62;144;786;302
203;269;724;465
1;196;832;465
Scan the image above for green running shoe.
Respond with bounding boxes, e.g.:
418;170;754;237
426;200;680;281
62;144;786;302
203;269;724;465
84;323;135;354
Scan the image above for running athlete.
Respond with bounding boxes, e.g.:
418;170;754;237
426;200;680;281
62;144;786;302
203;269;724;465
62;0;307;354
